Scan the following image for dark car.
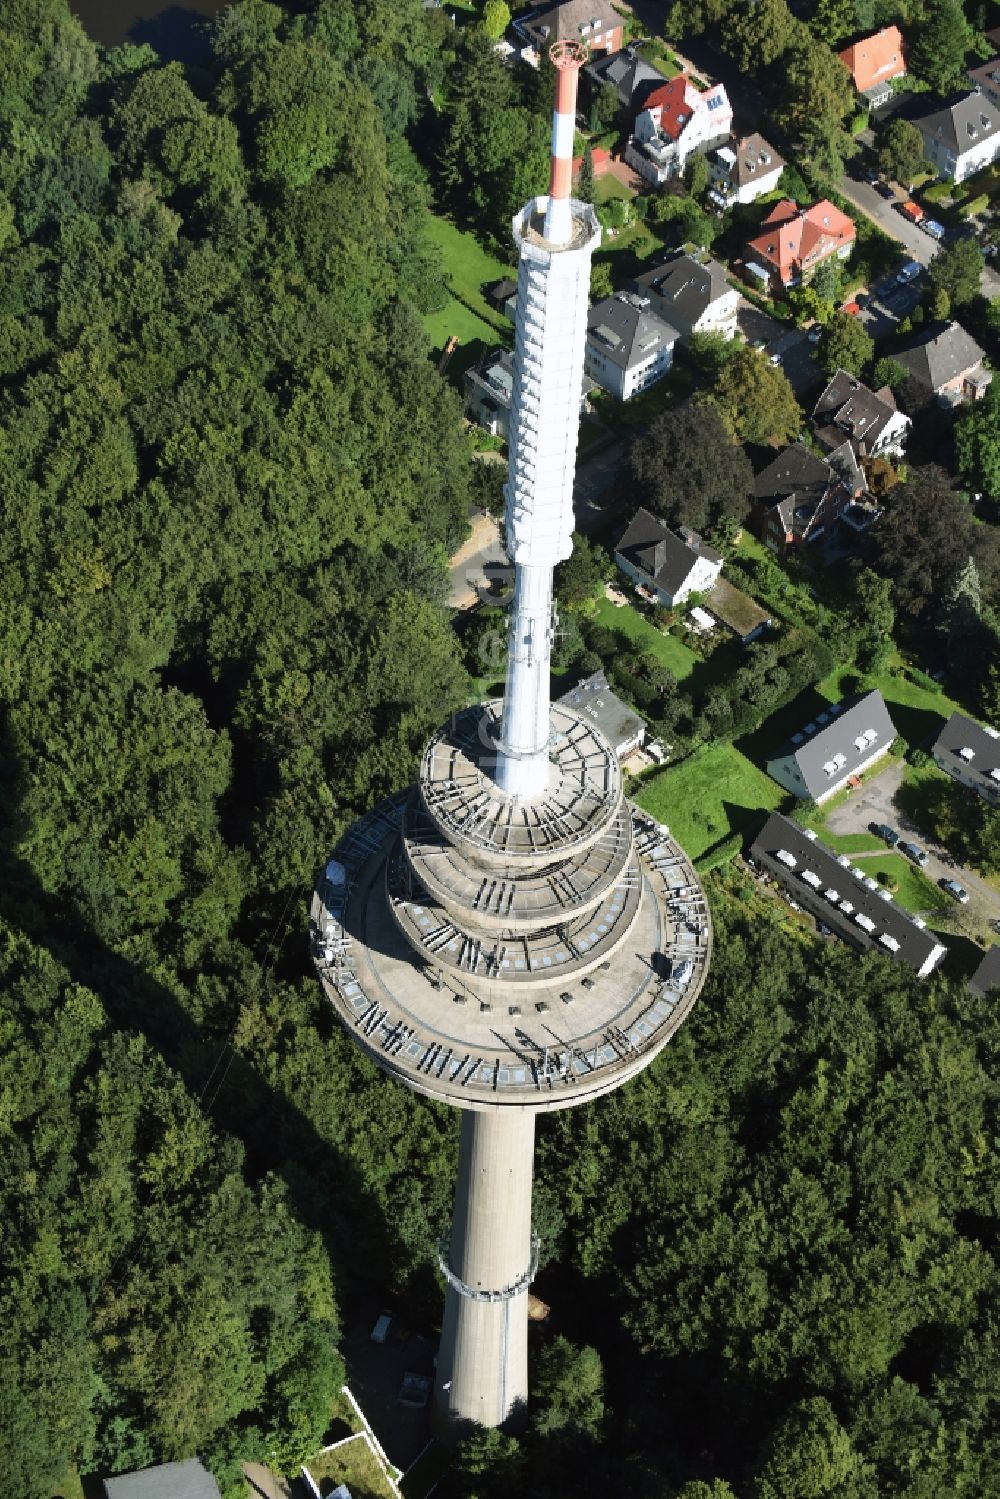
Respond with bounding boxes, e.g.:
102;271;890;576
940;878;970;904
875;181;896;200
899;840;928;867
870;822;898;846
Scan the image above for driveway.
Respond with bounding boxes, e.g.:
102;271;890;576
448;509;508;610
823;761;1000;933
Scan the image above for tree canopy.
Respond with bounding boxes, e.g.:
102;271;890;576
628;402;755;534
707;346;803;447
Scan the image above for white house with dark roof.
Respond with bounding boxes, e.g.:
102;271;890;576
750;814;947;977
585;292;678;401
932;711;1000;805
917;91;1000;182
765;690;897;803
894;320;992;408
811;370;910;461
614;507;724;607
631;250;739;340
558;670;645;759
464;348;592;438
707;132;785;208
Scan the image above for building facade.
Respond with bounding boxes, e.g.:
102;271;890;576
932;711;1000;805
624;75;732;184
615;507;724;606
585;292;678;400
765;690;897;803
917;92;1000;183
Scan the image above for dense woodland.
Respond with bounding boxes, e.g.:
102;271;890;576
1;1;998;1496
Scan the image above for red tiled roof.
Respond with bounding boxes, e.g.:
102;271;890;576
639;74;694;141
838;25;906;93
748;199;855;285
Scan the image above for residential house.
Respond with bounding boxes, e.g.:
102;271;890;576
894;320;992;409
753;441;865;555
624;74;732;185
585;292;679;401
916;92;1000;183
969;944;1000;997
931;711;1000;805
811;369;910;461
614;507;724;606
585;45;662;111
765;690;897;804
708;133;785;208
631;250;739;340
838;25;907;109
515;0;623;56
749;814;947;977
104;1460;222;1499
464;348;592;437
746;199;855;291
703;575;772;644
558;670;645;758
969;55;1000;112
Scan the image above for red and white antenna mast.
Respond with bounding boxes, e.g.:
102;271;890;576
542;39;587;244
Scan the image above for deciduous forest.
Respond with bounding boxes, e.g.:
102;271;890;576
1;1;997;1496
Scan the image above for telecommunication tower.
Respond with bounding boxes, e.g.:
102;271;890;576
311;42;710;1434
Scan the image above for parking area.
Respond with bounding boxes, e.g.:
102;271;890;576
822;761;1000;934
341;1301;436;1472
736;299;821;397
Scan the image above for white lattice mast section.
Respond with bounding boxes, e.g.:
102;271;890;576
495;42;601;801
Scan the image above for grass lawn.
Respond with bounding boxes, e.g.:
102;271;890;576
851;853;950;914
305;1435;399;1499
593;173;635;204
813;829;885;854
421;212;514;381
635;741;788;861
592;594;698;679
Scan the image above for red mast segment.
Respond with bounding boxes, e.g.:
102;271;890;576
544;40;587;239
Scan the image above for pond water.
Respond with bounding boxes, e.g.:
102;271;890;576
70;0;231;57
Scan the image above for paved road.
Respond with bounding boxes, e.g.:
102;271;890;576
841;171;1000;300
824;761;1000;935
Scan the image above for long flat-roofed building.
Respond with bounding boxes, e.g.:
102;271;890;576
765;690;897;804
932;710;1000;805
750;813;947;978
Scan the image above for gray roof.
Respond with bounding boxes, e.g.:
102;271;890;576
105;1461;222;1499
969;944;1000;997
917;90;1000;155
585;46;661;107
754;442;834;503
932;710;1000;798
812;369;902;454
894;320;988;392
557;669;644;752
713;132;784;188
750;814;947;976
615;507;722;595
632;253;732;335
519;0;621;45
768;690;897;801
587;292;678;371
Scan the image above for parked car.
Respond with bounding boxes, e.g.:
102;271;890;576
898;199;925;224
940;878;970;903
896;260;922;284
899;841;929;867
842;300;861;316
875;181;896;200
923;218;946;241
870;822;899;846
397;1373;432;1409
371;1313;393;1344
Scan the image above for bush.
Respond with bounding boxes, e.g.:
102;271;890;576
908;746;930;768
697;831;743;872
922;182;951;205
960;194;990;218
906;666;942;692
